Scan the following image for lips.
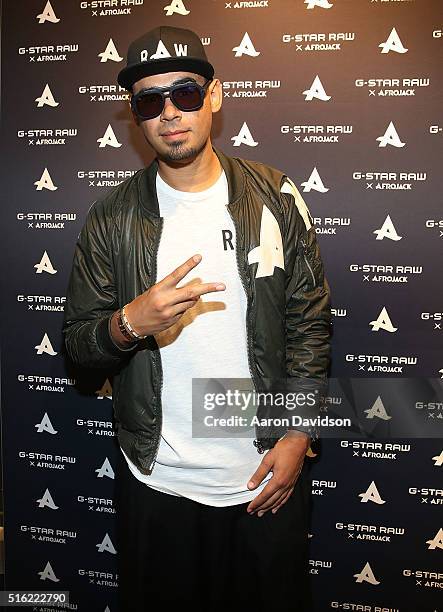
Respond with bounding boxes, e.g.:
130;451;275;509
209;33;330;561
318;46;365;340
161;130;188;137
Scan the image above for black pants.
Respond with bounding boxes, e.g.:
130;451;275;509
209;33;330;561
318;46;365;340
115;450;313;612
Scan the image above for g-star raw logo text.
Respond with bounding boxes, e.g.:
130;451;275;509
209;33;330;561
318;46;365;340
19;44;78;63
355;77;430;98
222;79;281;99
283;32;354;52
353;170;426;191
80;0;144;18
281;124;353;144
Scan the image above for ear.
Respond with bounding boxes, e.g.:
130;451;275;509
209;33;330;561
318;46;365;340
209;78;222;114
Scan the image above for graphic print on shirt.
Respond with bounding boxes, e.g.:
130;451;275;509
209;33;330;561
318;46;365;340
247;205;284;278
221;229;234;250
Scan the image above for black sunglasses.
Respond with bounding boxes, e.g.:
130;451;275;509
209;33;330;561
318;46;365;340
131;78;213;121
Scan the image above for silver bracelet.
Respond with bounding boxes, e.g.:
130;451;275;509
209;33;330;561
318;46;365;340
121;304;148;339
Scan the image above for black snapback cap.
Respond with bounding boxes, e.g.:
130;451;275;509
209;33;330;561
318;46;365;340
117;26;214;91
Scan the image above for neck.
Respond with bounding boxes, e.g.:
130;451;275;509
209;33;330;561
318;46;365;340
156;140;221;192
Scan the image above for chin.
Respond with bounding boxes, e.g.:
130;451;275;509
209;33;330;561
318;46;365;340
160;141;205;163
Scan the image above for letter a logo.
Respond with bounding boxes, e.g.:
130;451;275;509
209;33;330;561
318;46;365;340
38;561;60;582
305;0;333;9
231;122;258;147
354;562;380;585
35;412;58;435
34;168;58;191
359;481;386;505
35;332;58;356
426;528;443;550
35;84;59;108
36;488;59;510
97;533;117;554
35;251;57;275
37;1;60;24
164;0;190;16
303;75;331;101
232;32;260;58
379;27;408;54
376;121;405;148
369;306;397;333
97;124;122;148
365;396;392;421
301;167;329;193
98;38;123;63
373;215;402;241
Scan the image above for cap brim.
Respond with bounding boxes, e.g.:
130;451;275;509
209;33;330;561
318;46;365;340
117;57;214;90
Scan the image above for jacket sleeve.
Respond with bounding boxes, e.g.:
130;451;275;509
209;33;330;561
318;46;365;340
280;176;332;441
62;199;137;370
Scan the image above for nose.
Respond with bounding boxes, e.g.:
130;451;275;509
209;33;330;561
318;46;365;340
160;96;181;121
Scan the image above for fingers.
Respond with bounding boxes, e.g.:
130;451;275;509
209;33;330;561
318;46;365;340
171;282;225;305
169;299;200;317
161;254;203;289
247;453;273;491
271;488;293;515
255;488;289;516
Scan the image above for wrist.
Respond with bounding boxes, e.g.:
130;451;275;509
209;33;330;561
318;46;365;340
120;303;148;340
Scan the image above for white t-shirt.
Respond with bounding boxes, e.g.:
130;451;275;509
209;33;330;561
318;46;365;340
120;168;272;506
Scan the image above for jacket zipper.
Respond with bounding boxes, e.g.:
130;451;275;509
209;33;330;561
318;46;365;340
226;205;266;454
148;217;164;472
300;238;316;287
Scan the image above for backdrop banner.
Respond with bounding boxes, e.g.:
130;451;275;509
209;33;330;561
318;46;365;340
1;1;442;611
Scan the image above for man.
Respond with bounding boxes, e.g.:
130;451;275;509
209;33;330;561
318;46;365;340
63;25;331;612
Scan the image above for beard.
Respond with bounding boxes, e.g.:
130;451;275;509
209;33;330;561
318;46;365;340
159;137;206;163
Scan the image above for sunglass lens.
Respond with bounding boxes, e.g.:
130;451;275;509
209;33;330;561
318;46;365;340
136;92;164;119
172;85;202;111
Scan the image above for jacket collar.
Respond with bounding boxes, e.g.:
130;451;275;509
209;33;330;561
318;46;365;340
137;145;245;217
